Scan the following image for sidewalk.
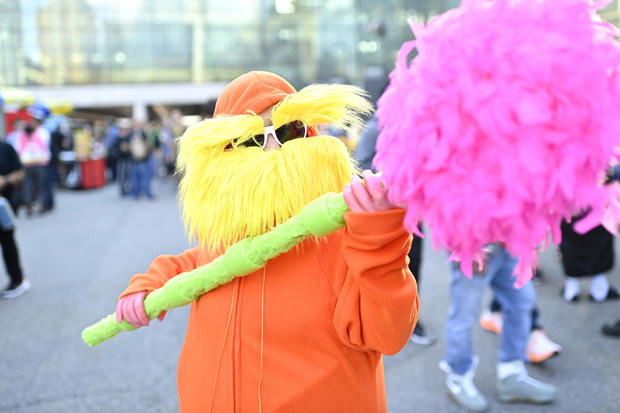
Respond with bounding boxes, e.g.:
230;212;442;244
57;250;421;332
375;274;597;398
0;180;618;412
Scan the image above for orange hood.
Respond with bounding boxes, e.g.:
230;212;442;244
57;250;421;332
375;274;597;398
214;71;296;116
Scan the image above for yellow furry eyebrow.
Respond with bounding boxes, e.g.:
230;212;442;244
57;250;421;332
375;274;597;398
271;84;373;131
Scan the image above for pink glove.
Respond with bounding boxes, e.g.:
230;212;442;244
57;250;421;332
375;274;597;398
115;290;165;328
343;170;400;212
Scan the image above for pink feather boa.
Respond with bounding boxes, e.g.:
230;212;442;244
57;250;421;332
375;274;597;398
374;0;620;286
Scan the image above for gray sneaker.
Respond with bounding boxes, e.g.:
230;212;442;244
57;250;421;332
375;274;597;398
439;356;489;412
1;279;31;299
496;372;557;404
410;322;437;346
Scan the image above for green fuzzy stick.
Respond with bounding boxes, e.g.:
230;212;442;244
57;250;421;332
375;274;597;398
82;192;349;346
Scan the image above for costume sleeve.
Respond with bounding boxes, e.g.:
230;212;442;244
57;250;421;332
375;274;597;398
332;209;419;355
119;246;201;298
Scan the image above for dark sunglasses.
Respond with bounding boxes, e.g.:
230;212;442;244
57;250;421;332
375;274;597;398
237;120;307;148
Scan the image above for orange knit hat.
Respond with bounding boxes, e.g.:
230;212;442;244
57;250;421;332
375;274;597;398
214;71;296;117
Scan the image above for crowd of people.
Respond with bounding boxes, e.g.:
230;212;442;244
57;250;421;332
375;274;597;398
0;108;190;299
3;109;191;206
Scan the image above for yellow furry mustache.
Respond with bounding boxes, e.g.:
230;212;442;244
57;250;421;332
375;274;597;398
178;137;358;251
176;83;372;250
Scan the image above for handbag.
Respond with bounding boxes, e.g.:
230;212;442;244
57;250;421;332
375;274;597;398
0;197;17;230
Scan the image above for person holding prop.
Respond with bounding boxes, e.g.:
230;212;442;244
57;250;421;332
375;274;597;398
110;71;419;413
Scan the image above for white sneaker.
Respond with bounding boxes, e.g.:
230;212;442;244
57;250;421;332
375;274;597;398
497;371;557;403
527;329;562;363
1;279;31;299
439;356;488;412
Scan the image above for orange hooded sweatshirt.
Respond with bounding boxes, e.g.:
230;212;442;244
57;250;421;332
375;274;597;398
120;71;419;413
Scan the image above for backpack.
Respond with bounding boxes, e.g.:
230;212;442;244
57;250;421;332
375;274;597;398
129;132;149;161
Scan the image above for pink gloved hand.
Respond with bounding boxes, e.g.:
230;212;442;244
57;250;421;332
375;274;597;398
343;170;399;212
115;290;165;328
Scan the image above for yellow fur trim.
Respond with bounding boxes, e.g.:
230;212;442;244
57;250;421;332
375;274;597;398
178;137;358;250
271;84;373;130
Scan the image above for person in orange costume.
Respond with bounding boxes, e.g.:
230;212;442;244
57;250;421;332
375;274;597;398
116;71;419;413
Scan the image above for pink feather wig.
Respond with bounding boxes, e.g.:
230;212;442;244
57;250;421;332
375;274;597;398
374;0;620;286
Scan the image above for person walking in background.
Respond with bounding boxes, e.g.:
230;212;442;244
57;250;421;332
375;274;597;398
440;245;556;412
128;121;154;199
559;164;620;303
353;110;435;345
406;225;435;345
56;126;74;188
146;120;163;178
114;120;133;197
42;124;66;212
159;119;176;177
353;113;380;172
167;109;186;173
14;117;51;216
0;140;30;298
104;117;120;182
560;216;618;302
49;125;65;187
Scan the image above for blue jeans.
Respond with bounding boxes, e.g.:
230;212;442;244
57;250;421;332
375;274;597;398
130;158;153;198
445;246;536;375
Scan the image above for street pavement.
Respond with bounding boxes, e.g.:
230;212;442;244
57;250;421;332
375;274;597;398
0;179;619;413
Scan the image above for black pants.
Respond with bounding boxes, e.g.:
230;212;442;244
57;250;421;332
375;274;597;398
408;225;423;288
0;229;23;287
117;158;133;196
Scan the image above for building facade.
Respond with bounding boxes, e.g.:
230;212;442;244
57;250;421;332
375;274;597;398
0;0;459;89
6;0;616;117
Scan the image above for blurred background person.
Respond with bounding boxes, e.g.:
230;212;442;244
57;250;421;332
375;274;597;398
56;125;74;189
14;117;51;216
0;138;29;299
49;125;66;187
560;218;618;303
159;118;176;177
146;119;163;178
440;245;556;412
104;117;120;182
559;163;620;303
353;86;435;345
128;120;154;199
42;123;67;212
115;120;133;197
167;109;186;181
